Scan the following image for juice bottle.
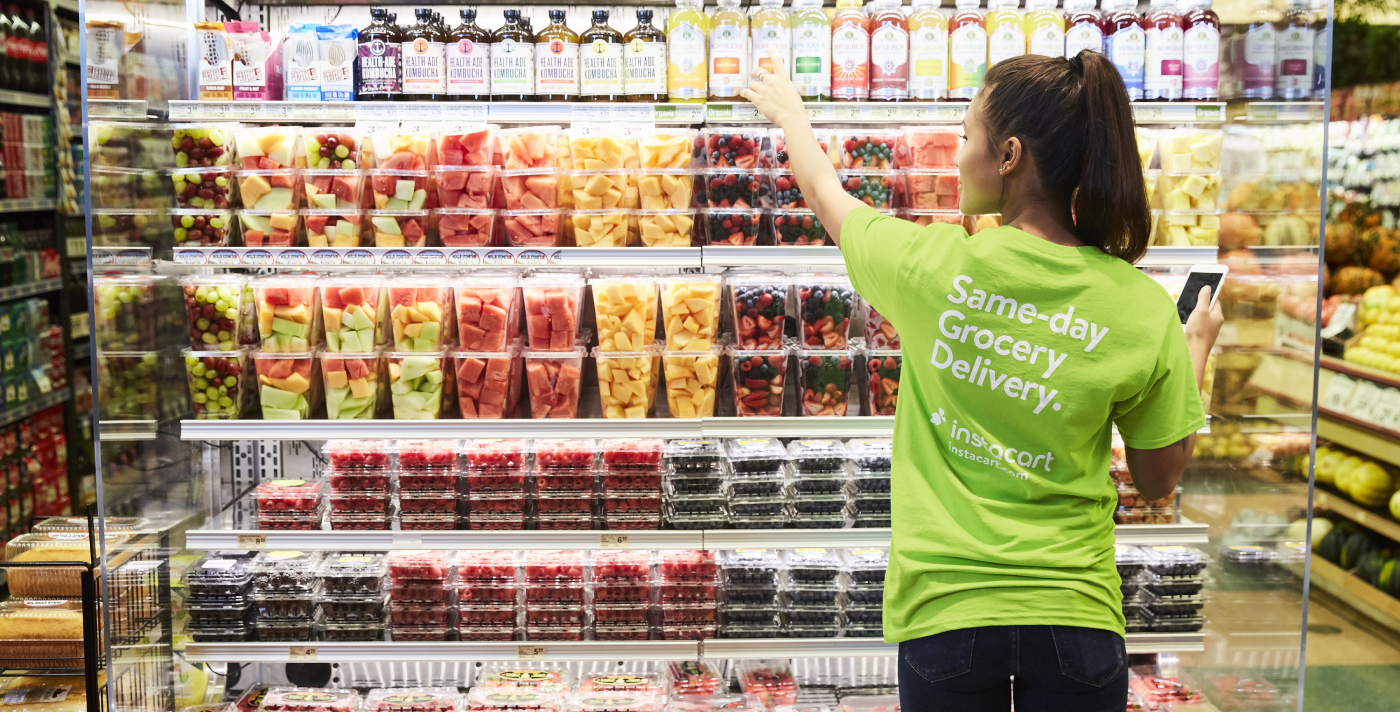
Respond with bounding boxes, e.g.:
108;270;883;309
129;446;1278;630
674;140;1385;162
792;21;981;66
535;9;580;102
1310;0;1327;99
948;0;987;100
1103;0;1145;100
831;0;871;101
750;0;792;75
357;8;400;101
1240;2;1275;99
1025;0;1064;58
986;0;1025;68
667;0;709;102
1143;0;1183;101
868;0;909;101
908;0;949;100
790;0;832;100
491;9;535;102
1063;0;1103;56
447;9;491;101
581;10;625;102
709;0;750;100
625;9;668;102
401;8;447;102
1179;0;1219;100
1275;0;1314;100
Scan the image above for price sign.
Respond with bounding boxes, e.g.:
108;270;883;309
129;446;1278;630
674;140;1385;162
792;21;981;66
226;103;259;120
442;103;488;124
168;102;198;120
400;103;442;121
173;249;209;265
324;104;357;121
1348;380;1385;422
613;104;656;123
288;646;317;660
354;120;400;137
572;105;612;122
868;104;900;121
1370;388;1400;431
400;119;441;136
599;534;629;549
237;533;268;547
1321;373;1356;412
262;103;294;121
832;104;865;121
516;646;547;660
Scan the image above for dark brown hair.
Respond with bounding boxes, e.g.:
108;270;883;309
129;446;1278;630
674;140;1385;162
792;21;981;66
981;50;1150;264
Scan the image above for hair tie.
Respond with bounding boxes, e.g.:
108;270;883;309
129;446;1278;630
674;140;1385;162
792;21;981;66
1067;52;1085;75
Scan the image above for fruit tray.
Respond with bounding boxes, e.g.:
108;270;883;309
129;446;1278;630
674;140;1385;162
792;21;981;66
847;438;892;472
534;439;596;471
399;469;462;493
251;585;321;619
657;602;717;624
657;550;717;582
667;511;724;530
1116;544;1150;578
187;599;254;624
252;551;324;591
722;549;784;587
664;662;721;698
458;604;519;626
317;553;388;595
592;582;651;604
735;661;798;706
724;585;783;607
456;624;517;641
454;550;519;583
1141;573;1206;597
388;550;454;581
365;688;461;712
188;554;255;596
399;491;458;513
255;479;325;512
523;582;586;604
534;492;594;514
787;439;848;473
260;688;360;712
317;593;387;622
844;549;889;585
255;615;314;641
328;491;393;513
256;508;324;531
786;583;841;607
588;550;654;582
601;470;664;491
456;580;519;605
591;602;651;624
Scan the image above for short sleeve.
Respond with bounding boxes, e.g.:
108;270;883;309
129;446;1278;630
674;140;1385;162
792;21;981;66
1111;319;1206;450
841;207;928;324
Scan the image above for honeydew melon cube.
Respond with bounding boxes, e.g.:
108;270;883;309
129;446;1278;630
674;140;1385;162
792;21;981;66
263;407;303;420
271;317;310;338
260;385;299;410
312;193;337;209
254;188;295;210
395;180;416;201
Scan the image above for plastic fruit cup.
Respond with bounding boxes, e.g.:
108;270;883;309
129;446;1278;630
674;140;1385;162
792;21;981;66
435;125;497;166
521;275;584;352
97;351;161;419
235;126;302;169
238;169;303;211
435;166;496;209
570;209;631;247
388;277;450;352
434;208;498;247
797;349;854;417
771;209;827;246
302;170;363;210
524;347;585;419
594;347;659;419
368;132;431;171
730;348;788;417
636;209;696;247
454;347;522;419
794;275;855;349
367;170;431;211
704;169;767;209
660;276;721;351
368;210;432;248
567;130;628;171
92;209;167;247
902;210;964;227
304;210;364;248
502;209;564;247
322;352;383;420
454;277;518;352
1159;173;1222;211
639;130;698;169
390;352;453;420
590;276;657;353
705;208;763;246
899;169;960;210
255;275;320;352
1158;128;1224;174
701;128;773;169
663;348;719;419
774;129;840;169
635;169;696;210
180;274;244;350
171;209;235;247
184;348;248;419
302;129;363;170
499;126;559;170
95;274;166;351
171;123;235;168
840;171;897;210
896;128;960;169
238;210;302;247
254;350;320;420
770;171;807;209
864;350;901;416
839;131;898;170
863;299;899;349
171;166;235;210
1161;210;1222;247
499;169;559;210
729;273;787;350
320;277;383;353
562;170;629;211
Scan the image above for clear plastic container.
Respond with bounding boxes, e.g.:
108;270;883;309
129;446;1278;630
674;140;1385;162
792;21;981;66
792;275;855;349
535;439;597;471
187;553;255;596
252;550;324;591
259;688;360;712
181;274;245;351
453;277;519;353
702;169;768;209
728;273;788;352
465;688;562;712
634;169;697;211
388;550;454;581
187;597;254;624
635;208;697;246
795;349;855;417
502;209;565;247
499;126;561;170
783;548;843;585
896;127;960;169
769;209;828;245
663;662;722;697
523;550;586;583
700;128;774;169
184;348;252;420
436;165;497;209
1158;128;1224;174
387;277;451;353
455;550;521;583
253;275;321;352
843;548;889;586
722;549;784;587
1141;573;1206;596
657;550;718;582
726;437;788;475
465;439;530;471
576;672;664;694
317;553;388;595
323;489;391;515
365;688;461;712
735;660;799;705
390;600;455;627
665;439;725;474
255;479;325;512
455;348;523;420
499;169;559;210
172;165;237;210
786;439;848;473
436;124;497;167
837;131;899;170
252;585;321;619
703;208;764;246
254;615;314;641
329;510;395;531
456;623;517;641
846;438;892;472
325;440;392;472
316;616;387;641
521;275;585;352
435;208;498;247
170;208;236;247
837;171;897;210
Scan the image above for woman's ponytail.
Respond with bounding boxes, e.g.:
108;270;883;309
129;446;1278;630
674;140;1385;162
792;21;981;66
981;50;1152;263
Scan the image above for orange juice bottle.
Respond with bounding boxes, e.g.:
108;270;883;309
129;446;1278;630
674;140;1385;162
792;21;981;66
831;0;871;101
708;0;749;99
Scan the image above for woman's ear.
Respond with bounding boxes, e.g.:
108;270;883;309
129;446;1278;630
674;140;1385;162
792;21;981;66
1000;136;1023;176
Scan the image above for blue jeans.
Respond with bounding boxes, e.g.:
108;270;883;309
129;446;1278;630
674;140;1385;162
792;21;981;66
898;625;1128;711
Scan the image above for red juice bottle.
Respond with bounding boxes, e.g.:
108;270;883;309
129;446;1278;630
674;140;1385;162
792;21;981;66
1143;0;1183;101
1063;0;1104;57
1275;0;1314;100
1239;3;1275;99
868;0;910;101
1180;0;1219;101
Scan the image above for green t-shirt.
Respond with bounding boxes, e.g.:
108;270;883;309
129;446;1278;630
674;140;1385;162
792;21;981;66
842;208;1205;642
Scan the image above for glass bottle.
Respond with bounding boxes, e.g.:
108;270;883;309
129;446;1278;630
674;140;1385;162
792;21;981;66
987;0;1025;68
790;0;831;100
581;10;624;102
1179;0;1219;100
447;9;491;101
492;9;535;102
709;0;749;100
1144;0;1183;101
831;0;870;101
949;0;987;101
625;9;667;102
1240;2;1275;100
750;0;791;75
908;0;949;100
25;7;43;93
1310;0;1327;100
536;9;580;102
401;8;447;102
1063;0;1103;57
1025;0;1065;58
668;0;709;102
0;9;12;91
1275;0;1314;100
868;0;909;101
1103;0;1145;100
4;6;25;93
357;8;400;101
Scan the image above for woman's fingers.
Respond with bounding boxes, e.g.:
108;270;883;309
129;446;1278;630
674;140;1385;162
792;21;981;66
766;45;788;78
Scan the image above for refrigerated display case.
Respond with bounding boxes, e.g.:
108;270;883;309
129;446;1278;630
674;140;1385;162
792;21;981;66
66;0;1336;710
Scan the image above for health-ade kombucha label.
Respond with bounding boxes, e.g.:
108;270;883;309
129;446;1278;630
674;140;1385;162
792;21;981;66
447;38;490;96
358;39;400;95
870;24;909;99
402;38;445;94
536;39;580;96
949;24;987;98
581;39;624;96
626;39;667;95
491;38;534;96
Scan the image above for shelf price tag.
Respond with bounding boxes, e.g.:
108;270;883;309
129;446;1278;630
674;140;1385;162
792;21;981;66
516;645;547;660
1363;386;1400;429
288;646;317;660
261;103;294;121
1321;373;1356;413
599;534;628;549
237;533;268;548
1347;380;1385;423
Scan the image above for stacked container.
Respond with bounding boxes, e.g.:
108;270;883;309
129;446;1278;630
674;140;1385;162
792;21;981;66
455;550;520;641
314;552;389;641
254;478;325;530
324;440;394;530
783;548;844;638
1117;544;1150;631
841;548;887;637
600;439;664;529
454;274;522;419
655;550;719;640
250;550;324;641
522;550;588;640
532;439;596;530
718;548;785;639
396;440;461;530
590;550;653;640
663;439;728;529
320;276;385;420
724;438;788;528
365;689;460;712
463;439;530;530
846;438;892;528
387;550;456;641
1138;546;1208;633
786;440;851;529
186;551;256;642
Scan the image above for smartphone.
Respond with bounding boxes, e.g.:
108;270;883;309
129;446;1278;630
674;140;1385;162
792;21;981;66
1176;264;1229;324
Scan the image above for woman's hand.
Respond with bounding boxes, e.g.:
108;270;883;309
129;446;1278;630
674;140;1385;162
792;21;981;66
740;47;807;131
1184;285;1224;388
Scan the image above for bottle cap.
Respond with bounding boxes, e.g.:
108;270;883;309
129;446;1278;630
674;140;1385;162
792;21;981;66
637;8;654;22
415;8;431;21
549;9;566;22
759;0;786;6
955;0;983;9
593;9;610;23
1064;0;1097;9
1028;0;1059;8
991;0;1021;8
461;8;476;22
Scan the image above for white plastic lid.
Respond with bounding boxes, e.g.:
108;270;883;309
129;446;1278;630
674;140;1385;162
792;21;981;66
991;0;1021;8
1064;0;1097;9
1028;0;1058;8
955;0;983;9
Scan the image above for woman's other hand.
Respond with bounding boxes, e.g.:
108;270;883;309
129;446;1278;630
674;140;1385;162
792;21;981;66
1184;285;1224;388
740;47;807;131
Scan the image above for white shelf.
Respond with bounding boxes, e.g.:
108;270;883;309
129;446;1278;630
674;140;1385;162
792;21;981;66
180;418;706;440
1130;103;1225;124
0;198;55;213
703;246;845;268
98;419;159;441
184;522;1203;552
701;417;894;438
166;101;707;124
182;632;1202;663
87;100;149;120
1242;102;1326;123
172;246;702;269
1135;246;1220;267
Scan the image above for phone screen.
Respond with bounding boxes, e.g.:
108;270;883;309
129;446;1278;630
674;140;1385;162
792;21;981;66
1177;271;1225;324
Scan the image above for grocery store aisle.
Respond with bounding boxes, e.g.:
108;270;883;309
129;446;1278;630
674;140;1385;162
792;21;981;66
1303;588;1400;711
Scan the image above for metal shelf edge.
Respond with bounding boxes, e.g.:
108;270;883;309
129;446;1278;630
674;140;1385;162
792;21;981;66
0;199;56;213
180;418;707;440
0;387;70;428
0;278;61;301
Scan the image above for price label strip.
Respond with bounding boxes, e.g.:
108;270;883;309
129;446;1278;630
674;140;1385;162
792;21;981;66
599;534;629;549
516;645;547;660
1347;380;1385;423
1321;373;1356;413
1368;387;1400;431
237;533;268;547
288;646;317;661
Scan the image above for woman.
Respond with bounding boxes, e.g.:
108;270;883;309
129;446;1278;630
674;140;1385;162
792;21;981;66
742;50;1224;710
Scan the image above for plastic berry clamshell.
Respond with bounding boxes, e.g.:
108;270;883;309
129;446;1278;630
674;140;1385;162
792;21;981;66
657;550;718;583
664;662;721;698
735;660;799;706
601;439;664;470
324;440;392;473
465;439;529;472
576;673;663;695
187;553;254;596
523;550;585;584
255;479;325;512
787;439;848;473
1145;546;1209;576
722;548;785;588
783;548;843;585
535;439;597;471
365;688;461;712
570;694;663;712
453;550;519;589
396;439;460;472
259;688;360;712
388;550;454;581
664;439;725;474
252;550;325;591
317;553;388;596
725;437;788;476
